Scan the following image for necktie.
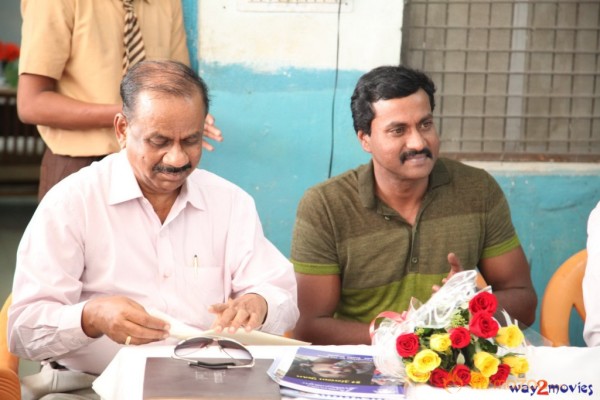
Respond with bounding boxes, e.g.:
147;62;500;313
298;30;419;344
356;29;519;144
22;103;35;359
122;0;146;74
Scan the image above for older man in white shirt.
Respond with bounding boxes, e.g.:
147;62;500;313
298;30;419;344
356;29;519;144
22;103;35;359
8;60;298;399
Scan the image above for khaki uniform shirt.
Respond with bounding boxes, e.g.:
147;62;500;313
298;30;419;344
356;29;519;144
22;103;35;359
19;0;190;156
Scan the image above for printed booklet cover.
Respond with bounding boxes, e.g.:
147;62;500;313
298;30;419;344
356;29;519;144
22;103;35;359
268;347;405;399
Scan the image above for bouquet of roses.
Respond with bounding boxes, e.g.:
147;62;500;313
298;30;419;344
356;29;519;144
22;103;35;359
372;270;528;390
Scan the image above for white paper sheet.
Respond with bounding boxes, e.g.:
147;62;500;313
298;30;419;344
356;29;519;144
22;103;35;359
147;308;309;346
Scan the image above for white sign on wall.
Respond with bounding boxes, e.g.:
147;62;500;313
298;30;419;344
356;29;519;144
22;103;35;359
237;0;354;13
199;0;403;72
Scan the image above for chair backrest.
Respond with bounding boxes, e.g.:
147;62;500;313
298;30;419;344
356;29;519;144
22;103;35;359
540;249;587;347
0;293;21;400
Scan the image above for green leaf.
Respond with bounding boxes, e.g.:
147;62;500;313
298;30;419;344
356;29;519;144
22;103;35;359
2;60;19;88
462;343;476;368
439;353;453;370
478;338;498;354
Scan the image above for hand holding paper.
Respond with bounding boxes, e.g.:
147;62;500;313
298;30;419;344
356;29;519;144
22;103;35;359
146;308;205;339
146;307;309;346
81;296;170;346
209;294;268;333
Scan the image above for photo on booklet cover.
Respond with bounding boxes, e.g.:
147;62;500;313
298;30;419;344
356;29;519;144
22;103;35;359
271;347;405;398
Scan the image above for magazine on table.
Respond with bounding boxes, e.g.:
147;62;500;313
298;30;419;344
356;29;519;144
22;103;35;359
268;347;405;399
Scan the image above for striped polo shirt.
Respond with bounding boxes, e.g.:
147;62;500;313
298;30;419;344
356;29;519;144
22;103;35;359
291;158;520;324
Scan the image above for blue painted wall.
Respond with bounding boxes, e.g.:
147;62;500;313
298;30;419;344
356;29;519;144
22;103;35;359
183;0;599;347
197;64;365;246
495;173;598;347
197;63;600;348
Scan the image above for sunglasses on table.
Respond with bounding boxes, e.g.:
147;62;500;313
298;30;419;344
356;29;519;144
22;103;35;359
172;336;255;369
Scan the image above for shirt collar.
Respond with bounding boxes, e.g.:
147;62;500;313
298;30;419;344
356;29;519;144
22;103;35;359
108;150;143;205
357;158;451;210
176;176;206;212
120;0;152;6
357;161;377;209
108;150;205;212
428;158;451;189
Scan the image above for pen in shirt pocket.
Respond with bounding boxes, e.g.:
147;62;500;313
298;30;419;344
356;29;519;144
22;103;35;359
193;254;199;275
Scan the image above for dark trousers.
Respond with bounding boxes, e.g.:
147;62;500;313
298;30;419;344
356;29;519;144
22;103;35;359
38;148;105;201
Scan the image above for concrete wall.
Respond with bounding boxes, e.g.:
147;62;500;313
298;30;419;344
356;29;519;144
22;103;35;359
2;0;597;346
482;165;600;346
0;1;21;44
186;0;600;347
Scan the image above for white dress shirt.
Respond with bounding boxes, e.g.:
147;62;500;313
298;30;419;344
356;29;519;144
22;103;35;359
583;200;600;346
8;150;298;374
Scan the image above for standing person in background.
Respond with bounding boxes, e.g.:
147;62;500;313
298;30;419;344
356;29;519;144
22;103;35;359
583;201;600;346
290;65;537;345
17;0;222;200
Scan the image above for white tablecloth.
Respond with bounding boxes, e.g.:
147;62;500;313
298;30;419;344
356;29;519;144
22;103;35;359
93;345;600;400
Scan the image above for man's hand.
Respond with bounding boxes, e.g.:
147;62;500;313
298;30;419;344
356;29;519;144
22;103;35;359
81;296;170;345
202;113;223;151
208;294;267;333
432;252;464;292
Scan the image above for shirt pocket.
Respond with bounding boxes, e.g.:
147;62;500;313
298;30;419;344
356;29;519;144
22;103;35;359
180;262;226;305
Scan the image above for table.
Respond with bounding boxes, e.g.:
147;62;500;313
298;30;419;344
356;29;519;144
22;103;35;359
93;345;600;399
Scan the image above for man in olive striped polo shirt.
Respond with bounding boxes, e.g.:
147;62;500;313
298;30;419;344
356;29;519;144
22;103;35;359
290;65;537;345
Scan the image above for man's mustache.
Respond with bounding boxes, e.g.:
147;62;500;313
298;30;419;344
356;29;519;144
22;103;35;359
400;148;433;164
153;163;193;174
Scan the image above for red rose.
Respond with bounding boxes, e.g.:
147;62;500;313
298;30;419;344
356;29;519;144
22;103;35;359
490;363;511;386
429;368;451;388
450;364;472;386
395;333;420;357
449;327;471;348
468;291;497;315
469;312;499;338
0;41;20;62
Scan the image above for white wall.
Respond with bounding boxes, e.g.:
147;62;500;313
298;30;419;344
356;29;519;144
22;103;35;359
199;0;403;72
0;0;22;44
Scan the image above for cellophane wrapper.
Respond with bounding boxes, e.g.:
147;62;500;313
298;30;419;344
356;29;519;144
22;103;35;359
371;270;484;378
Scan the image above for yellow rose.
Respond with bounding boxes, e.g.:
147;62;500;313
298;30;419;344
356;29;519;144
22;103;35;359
413;349;441;373
469;371;490;389
429;333;451;352
502;355;529;375
405;362;431;383
496;325;525;348
473;351;500;377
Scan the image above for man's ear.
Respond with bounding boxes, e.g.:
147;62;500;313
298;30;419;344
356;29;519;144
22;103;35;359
357;130;371;153
114;113;128;149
